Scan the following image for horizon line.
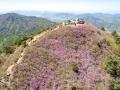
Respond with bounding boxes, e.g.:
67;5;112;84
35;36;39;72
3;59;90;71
0;10;120;15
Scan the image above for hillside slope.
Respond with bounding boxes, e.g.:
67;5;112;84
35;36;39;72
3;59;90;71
0;13;55;52
1;24;120;90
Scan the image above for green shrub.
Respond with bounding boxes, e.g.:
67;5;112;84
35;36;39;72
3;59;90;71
105;57;120;78
109;78;120;90
0;46;14;54
112;31;120;44
105;57;120;90
14;36;28;46
111;31;120;55
71;64;79;74
101;27;105;31
115;37;120;44
71;86;83;90
97;39;110;48
71;86;77;90
112;31;118;37
0;59;2;65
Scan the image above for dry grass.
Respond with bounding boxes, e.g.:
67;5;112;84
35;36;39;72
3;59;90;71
0;24;119;90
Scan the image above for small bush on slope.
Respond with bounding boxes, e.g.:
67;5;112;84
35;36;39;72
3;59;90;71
112;31;120;45
111;31;120;57
105;57;120;78
13;36;28;46
101;27;106;31
0;45;14;54
104;56;120;90
109;78;120;90
102;31;120;90
71;86;77;90
70;63;79;74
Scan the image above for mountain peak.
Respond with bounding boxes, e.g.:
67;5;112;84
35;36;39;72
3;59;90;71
1;13;23;17
4;24;116;90
0;13;25;22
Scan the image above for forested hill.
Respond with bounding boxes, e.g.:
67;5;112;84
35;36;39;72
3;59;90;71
0;13;55;53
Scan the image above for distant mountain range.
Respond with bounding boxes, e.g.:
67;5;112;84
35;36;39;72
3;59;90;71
16;11;120;32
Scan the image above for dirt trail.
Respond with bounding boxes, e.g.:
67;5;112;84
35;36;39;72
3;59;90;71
6;25;60;79
6;24;94;89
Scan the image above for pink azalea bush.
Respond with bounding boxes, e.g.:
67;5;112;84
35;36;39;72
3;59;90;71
10;24;112;90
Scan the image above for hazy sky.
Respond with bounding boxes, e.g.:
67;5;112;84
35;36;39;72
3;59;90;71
0;0;119;13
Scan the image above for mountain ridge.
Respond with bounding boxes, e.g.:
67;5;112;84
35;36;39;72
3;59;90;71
0;23;119;90
16;11;120;32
